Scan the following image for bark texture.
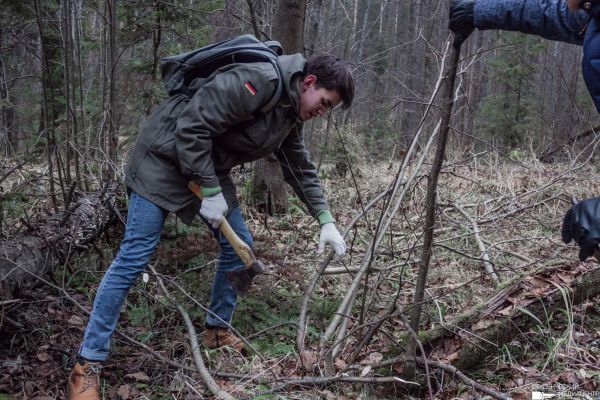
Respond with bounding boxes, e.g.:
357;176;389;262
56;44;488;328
0;186;118;298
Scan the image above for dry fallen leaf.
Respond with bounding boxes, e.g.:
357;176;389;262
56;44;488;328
359;351;383;365
442;351;459;362
557;370;580;384
471;317;495;331
125;372;150;382
334;358;347;371
556;272;574;284
510;390;530;400
321;389;347;400
68;315;84;327
525;276;548;289
497;305;513;316
300;350;317;369
117;384;137;400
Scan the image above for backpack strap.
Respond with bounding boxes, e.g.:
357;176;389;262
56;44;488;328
258;59;284;115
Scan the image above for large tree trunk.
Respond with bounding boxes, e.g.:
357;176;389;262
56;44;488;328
250;0;307;215
274;0;306;50
0;187;119;299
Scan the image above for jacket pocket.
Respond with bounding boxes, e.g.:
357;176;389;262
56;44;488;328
150;134;178;161
148;98;188;162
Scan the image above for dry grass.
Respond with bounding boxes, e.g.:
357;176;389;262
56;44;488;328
2;150;600;399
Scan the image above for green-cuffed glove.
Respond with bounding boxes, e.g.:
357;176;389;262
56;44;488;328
200;192;228;229
449;0;475;45
318;223;346;257
562;197;600;261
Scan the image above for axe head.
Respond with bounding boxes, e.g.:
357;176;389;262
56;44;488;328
225;260;266;295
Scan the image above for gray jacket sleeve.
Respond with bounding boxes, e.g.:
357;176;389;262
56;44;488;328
275;124;329;217
474;0;589;45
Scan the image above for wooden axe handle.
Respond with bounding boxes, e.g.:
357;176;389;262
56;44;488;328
188;181;256;267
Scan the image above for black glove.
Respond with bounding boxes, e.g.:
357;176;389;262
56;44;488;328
562;197;600;261
579;0;600;21
449;0;475;45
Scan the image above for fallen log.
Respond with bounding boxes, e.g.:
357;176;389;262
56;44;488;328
538;125;600;162
425;261;600;370
0;185;119;298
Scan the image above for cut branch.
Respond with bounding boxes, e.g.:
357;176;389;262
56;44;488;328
452;202;499;286
150;265;235;400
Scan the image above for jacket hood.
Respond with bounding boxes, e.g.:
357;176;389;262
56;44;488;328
276;54;305;113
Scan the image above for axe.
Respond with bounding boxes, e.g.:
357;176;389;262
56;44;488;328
189;181;266;294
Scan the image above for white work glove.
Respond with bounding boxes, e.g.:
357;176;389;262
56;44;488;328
200;192;228;229
318;223;346;257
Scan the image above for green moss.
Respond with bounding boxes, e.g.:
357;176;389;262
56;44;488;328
161;215;206;239
1;192;29;220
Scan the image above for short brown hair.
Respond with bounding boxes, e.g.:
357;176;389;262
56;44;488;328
304;54;354;109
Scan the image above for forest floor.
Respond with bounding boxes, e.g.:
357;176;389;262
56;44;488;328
2;153;600;399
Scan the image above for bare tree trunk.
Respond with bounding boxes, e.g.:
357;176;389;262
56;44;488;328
354;0;372;62
400;0;421;146
71;0;81;188
151;0;161;79
213;0;239;41
107;0;118;179
305;0;323;54
461;30;484;151
34;0;58;209
100;0;107;170
0;27;16;156
62;0;73;185
274;0;306;52
404;41;461;380
74;0;89;190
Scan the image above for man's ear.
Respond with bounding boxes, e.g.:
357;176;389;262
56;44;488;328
301;74;317;91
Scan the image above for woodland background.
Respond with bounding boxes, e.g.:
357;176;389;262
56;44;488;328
1;0;600;399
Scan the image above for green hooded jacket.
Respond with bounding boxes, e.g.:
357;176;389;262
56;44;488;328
124;54;333;225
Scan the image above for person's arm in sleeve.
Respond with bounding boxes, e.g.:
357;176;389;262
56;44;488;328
474;0;588;44
274;124;330;220
450;0;589;46
275;125;346;257
175;65;277;195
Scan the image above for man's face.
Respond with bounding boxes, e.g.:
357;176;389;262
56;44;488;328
297;75;342;121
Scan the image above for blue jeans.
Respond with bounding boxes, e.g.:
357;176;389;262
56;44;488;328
79;190;251;361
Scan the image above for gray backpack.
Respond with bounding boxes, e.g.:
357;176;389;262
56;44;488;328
160;34;284;114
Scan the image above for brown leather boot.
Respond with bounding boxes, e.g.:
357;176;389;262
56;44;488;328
68;360;102;400
201;327;244;352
